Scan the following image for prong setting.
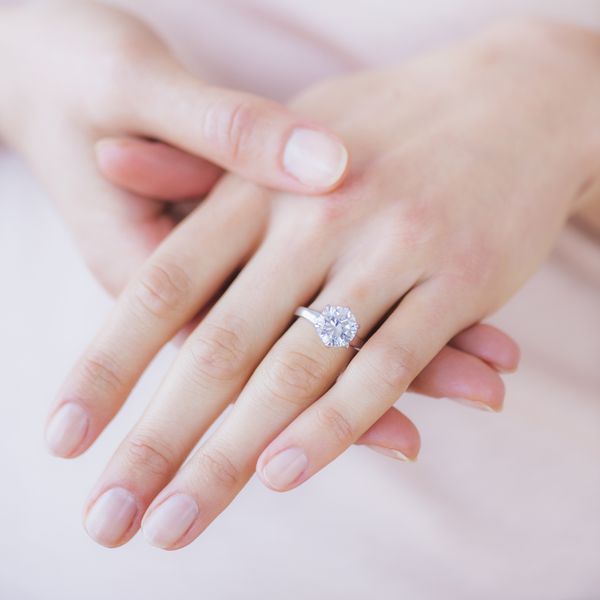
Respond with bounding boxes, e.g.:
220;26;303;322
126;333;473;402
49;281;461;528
313;305;359;348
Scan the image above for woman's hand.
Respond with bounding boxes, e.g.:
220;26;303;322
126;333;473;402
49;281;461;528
93;132;522;457
0;0;348;294
0;1;518;470
50;20;600;550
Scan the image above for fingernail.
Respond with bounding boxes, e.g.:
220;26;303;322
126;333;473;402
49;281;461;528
45;403;89;457
261;447;308;491
451;397;499;412
143;494;199;549
495;365;517;374
364;444;414;462
85;487;137;547
283;128;348;188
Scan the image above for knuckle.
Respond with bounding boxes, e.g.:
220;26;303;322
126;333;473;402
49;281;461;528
132;261;192;319
196;445;240;488
263;350;328;406
393;197;435;231
124;434;174;478
454;242;497;287
365;344;418;393
202;98;257;162
438;236;499;300
383;198;440;252
314;172;369;228
186;319;248;384
315;405;355;445
80;349;124;395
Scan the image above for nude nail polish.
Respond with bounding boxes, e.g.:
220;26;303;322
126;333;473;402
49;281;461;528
45;403;89;457
365;444;413;462
260;447;308;490
283;128;348;188
85;487;137;547
143;494;199;549
451;397;498;412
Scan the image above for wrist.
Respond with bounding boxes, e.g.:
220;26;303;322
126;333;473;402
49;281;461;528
471;20;600;216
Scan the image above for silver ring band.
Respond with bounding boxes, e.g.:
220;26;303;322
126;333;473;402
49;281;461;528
294;307;321;325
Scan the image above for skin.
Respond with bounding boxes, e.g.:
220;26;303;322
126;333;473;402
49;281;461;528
48;18;599;552
15;2;599;550
0;0;519;467
0;0;351;295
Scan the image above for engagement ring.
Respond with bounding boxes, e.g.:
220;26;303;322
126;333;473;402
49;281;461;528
295;305;361;349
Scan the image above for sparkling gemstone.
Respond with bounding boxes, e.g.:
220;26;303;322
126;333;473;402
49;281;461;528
314;305;359;348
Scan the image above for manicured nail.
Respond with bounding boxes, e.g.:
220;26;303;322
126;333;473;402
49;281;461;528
45;402;89;457
261;447;308;491
283;128;348;188
495;365;517;374
452;397;499;412
143;494;199;549
85;487;137;547
365;444;414;462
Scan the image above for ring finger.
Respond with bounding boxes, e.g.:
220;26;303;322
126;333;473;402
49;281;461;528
256;276;473;492
138;268;418;549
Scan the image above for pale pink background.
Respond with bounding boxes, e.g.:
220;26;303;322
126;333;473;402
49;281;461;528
1;1;599;598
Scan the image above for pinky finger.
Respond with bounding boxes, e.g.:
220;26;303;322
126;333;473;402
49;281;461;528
357;343;505;460
410;346;505;412
356;408;420;461
450;323;520;373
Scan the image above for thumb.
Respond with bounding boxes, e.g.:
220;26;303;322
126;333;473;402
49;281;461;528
127;67;349;194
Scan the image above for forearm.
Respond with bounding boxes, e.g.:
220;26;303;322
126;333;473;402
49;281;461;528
471;20;600;232
552;23;600;225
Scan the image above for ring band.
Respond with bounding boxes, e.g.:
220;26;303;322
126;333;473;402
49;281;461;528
295;305;362;350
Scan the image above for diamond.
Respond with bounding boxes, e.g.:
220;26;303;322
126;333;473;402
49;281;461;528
314;305;359;348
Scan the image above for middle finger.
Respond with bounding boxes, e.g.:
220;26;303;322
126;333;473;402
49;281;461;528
82;229;331;547
139;267;418;549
